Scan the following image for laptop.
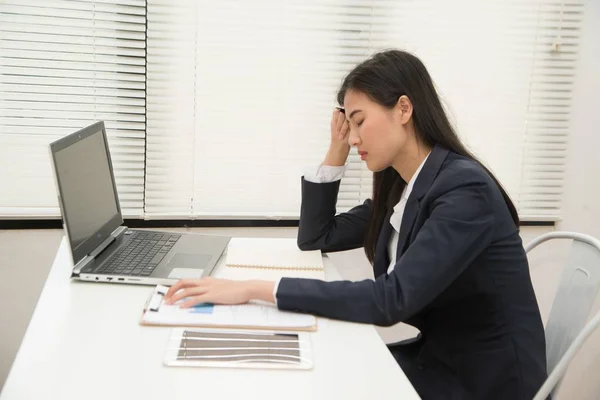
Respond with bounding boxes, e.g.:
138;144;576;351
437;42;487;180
49;121;231;285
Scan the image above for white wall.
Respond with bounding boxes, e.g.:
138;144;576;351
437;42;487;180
559;0;600;238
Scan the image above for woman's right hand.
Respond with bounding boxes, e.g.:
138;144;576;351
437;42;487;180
324;108;351;166
331;108;350;144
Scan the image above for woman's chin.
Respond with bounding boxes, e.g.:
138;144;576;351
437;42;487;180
365;161;386;173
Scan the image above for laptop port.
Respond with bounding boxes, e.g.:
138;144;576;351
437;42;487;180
107;277;113;281
118;278;124;281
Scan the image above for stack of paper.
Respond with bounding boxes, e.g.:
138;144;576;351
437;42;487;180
141;285;317;331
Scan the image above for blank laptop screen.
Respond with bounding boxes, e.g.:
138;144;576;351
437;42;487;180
53;129;120;253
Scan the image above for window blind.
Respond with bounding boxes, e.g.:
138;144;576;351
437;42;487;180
2;0;582;221
191;1;347;218
0;0;147;218
145;0;197;217
146;0;342;219
517;1;583;220
146;0;582;221
340;0;583;221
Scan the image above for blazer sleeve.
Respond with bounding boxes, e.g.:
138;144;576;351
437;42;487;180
280;168;496;326
297;177;371;253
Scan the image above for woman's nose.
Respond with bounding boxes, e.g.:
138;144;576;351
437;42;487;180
348;130;361;147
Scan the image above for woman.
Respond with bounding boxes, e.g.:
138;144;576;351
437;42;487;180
165;50;547;399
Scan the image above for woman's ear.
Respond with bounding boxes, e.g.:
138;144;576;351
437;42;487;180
395;95;413;124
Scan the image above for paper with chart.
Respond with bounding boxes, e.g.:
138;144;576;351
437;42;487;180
225;237;324;271
163;328;314;369
141;285;317;331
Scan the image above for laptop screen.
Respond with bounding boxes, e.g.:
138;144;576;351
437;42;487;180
51;123;122;264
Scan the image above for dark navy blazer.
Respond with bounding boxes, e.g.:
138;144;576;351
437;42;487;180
276;145;547;399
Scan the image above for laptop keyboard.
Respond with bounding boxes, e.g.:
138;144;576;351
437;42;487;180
96;231;181;277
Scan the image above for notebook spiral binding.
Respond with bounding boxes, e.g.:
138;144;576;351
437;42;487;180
225;264;324;271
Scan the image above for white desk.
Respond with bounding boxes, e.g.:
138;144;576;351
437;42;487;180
1;237;419;400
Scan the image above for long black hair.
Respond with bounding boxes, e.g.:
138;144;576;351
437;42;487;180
337;50;519;264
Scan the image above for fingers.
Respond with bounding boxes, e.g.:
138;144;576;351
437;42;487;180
164;281;182;299
338;119;349;140
331;108;348;139
164;281;184;300
164;279;201;300
165;284;209;304
180;295;210;309
330;109;338;132
335;109;345;135
165;277;215;300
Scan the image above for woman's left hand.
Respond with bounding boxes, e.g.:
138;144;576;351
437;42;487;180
164;277;275;308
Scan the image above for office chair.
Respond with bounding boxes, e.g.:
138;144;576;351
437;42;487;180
526;232;600;400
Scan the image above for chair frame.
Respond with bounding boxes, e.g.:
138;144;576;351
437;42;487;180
526;232;600;400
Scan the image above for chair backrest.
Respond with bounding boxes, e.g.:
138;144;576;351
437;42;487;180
525;231;600;397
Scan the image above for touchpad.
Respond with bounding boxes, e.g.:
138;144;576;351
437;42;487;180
167;254;211;279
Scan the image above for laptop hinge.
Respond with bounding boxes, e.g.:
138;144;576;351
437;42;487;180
72;255;94;277
72;226;128;276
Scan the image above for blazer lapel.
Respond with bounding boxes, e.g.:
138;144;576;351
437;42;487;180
395;198;420;261
373;208;393;278
394;145;450;261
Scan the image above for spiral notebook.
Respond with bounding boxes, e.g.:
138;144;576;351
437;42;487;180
225;238;324;271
